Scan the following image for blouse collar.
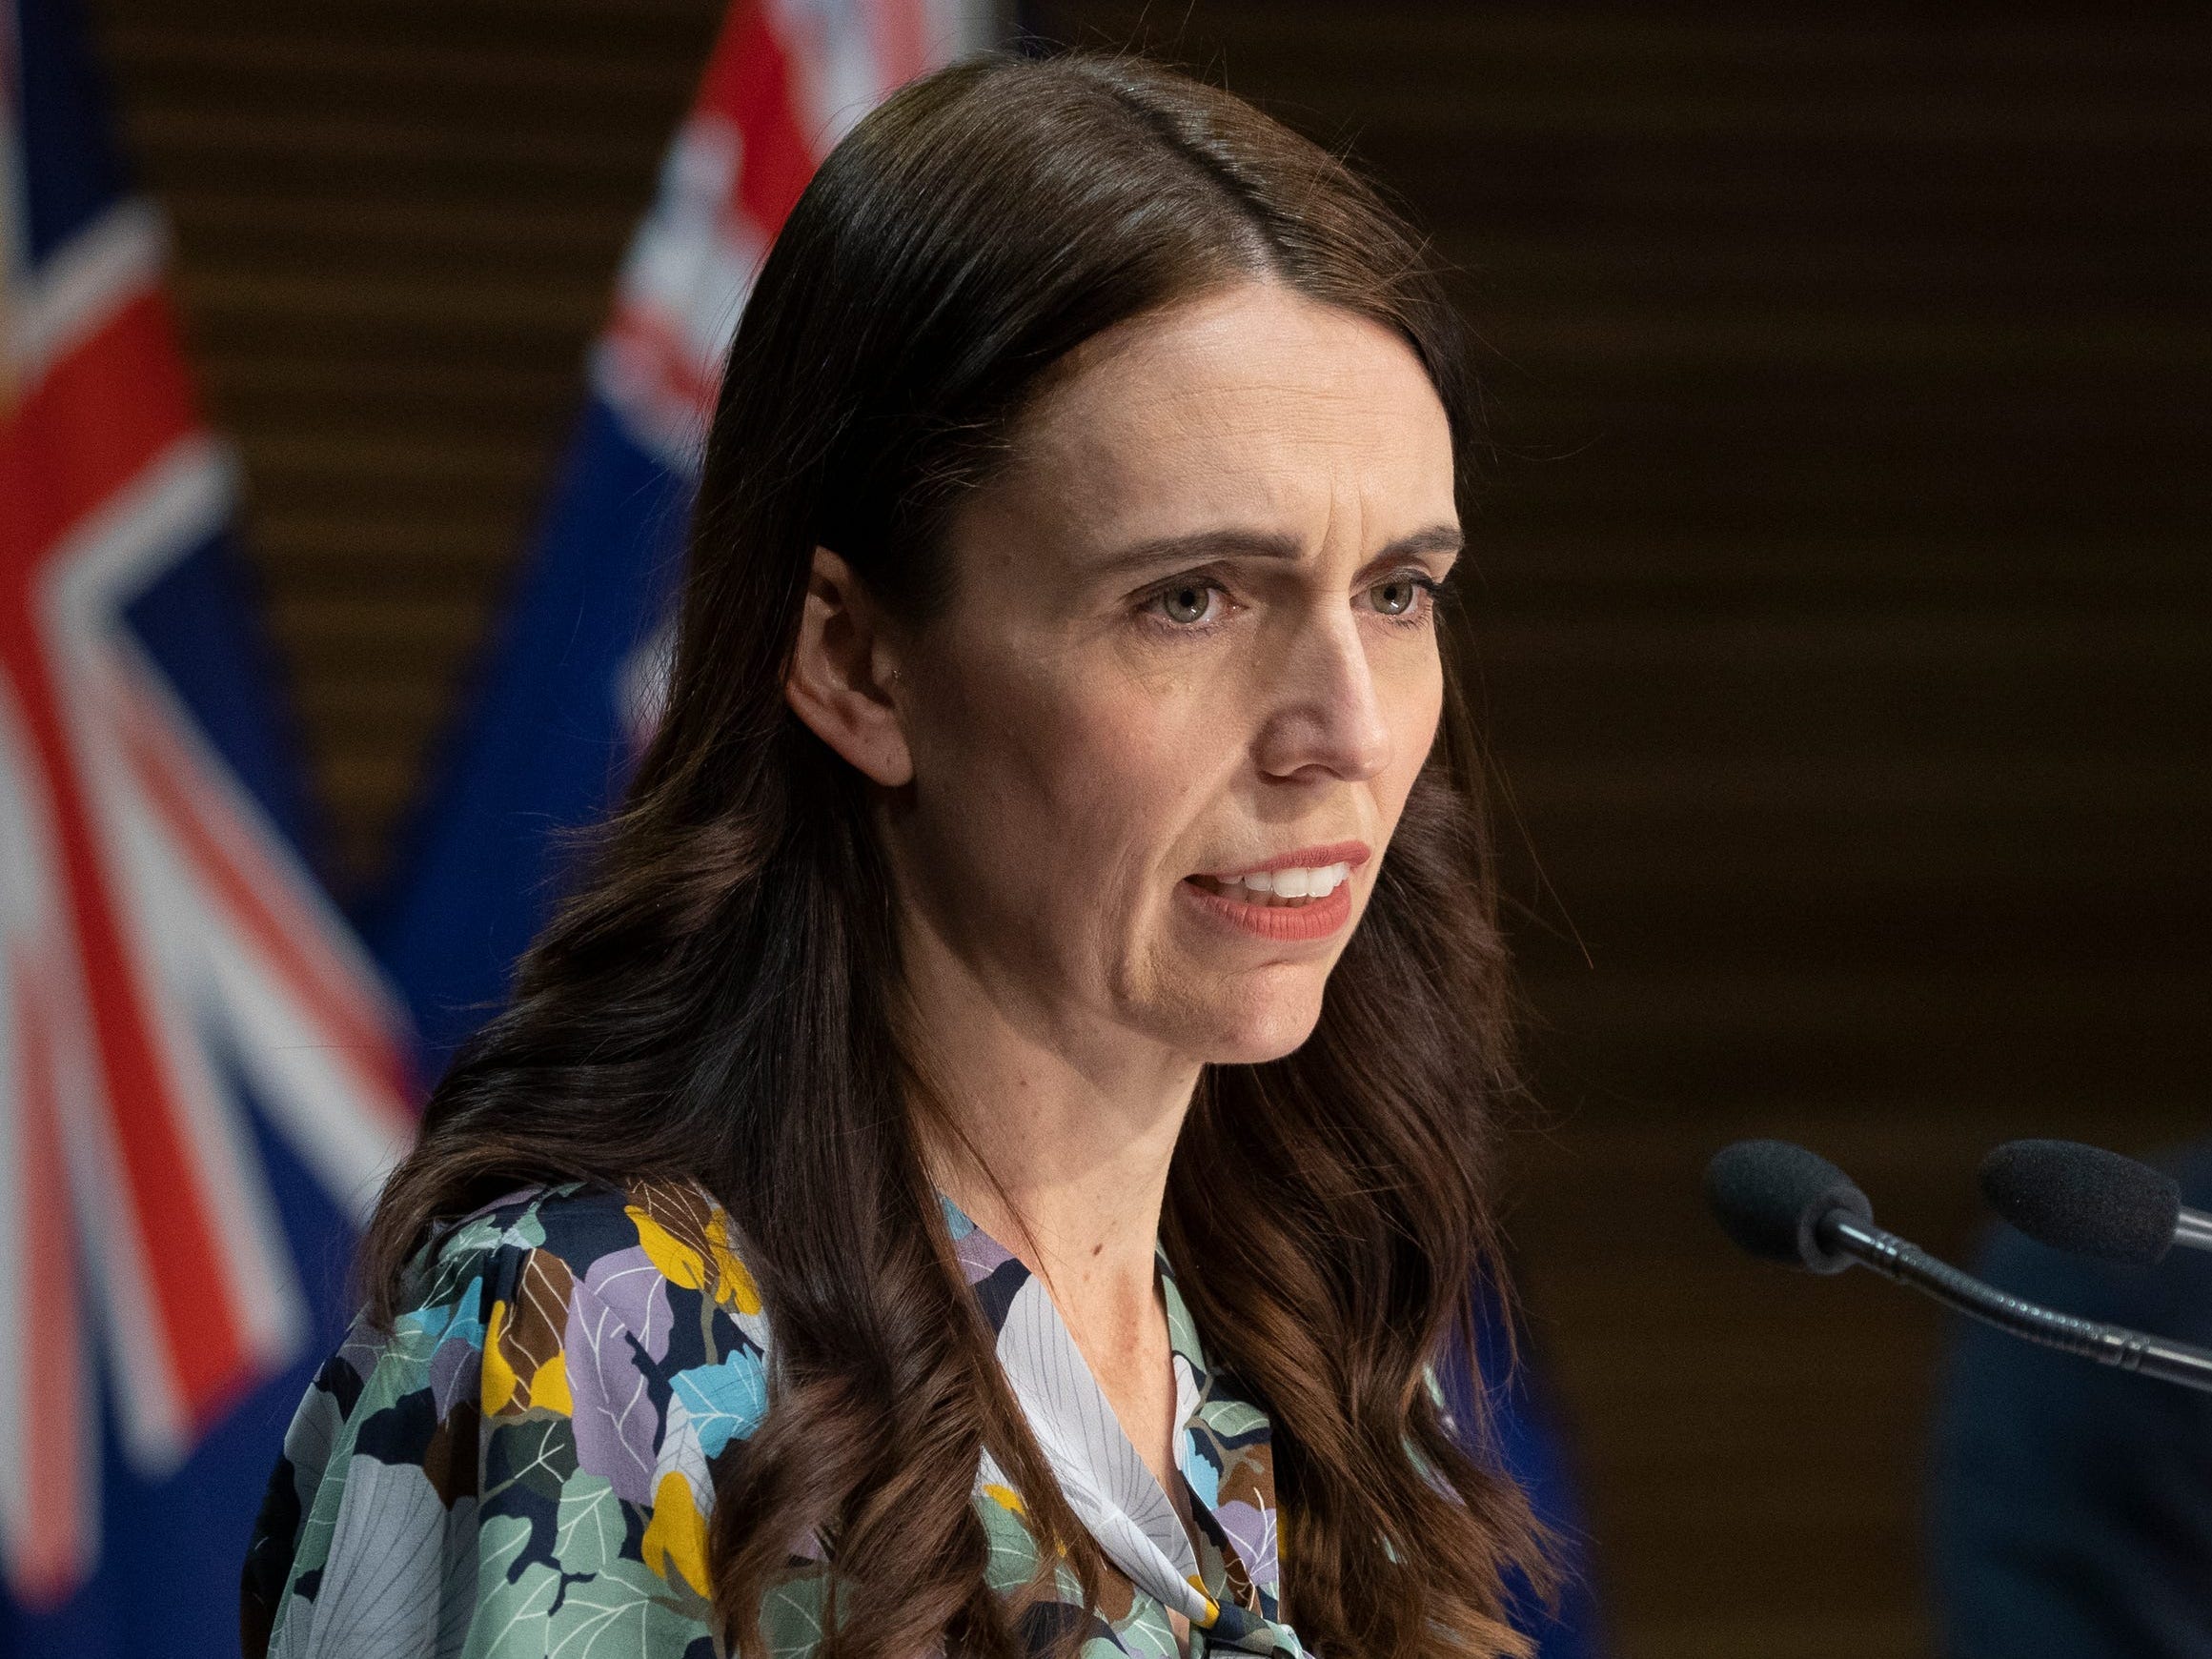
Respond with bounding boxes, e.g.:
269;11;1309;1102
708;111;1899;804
939;1192;1308;1656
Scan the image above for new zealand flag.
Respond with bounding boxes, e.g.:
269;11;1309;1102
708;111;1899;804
0;1;414;1652
369;0;982;1064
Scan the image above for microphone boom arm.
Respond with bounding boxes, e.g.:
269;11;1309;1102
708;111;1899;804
1821;1212;2212;1395
2177;1207;2212;1255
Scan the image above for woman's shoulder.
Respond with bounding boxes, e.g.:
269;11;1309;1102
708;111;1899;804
391;1173;776;1439
409;1174;770;1340
245;1176;773;1655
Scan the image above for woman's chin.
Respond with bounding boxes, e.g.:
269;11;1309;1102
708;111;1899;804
1190;988;1329;1066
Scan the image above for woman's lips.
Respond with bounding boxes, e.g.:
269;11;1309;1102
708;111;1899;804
1176;872;1354;942
1197;840;1371;881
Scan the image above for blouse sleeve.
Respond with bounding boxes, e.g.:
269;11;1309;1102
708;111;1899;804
249;1185;771;1659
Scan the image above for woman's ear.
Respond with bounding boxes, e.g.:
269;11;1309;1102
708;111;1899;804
784;546;914;786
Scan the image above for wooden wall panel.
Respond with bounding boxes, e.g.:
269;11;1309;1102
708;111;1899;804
85;2;2212;1654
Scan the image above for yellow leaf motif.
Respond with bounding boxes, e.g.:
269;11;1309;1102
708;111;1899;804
705;1211;763;1315
1185;1576;1221;1626
628;1205;709;1291
628;1202;762;1316
642;1470;712;1596
480;1300;517;1415
478;1297;573;1416
530;1347;574;1415
983;1483;1026;1515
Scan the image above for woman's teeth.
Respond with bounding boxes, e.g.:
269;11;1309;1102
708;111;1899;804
1198;861;1352;906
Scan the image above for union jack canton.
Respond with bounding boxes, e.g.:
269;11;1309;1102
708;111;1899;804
0;0;414;1649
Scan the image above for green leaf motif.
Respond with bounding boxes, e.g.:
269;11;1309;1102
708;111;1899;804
545;1555;715;1658
761;1574;829;1659
1114;1612;1182;1659
554;1472;626;1579
1199;1400;1269;1439
485;1414;580;1507
460;1514;562;1659
975;1490;1045;1595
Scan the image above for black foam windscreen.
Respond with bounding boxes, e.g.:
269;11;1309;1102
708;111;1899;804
1979;1139;2182;1267
1705;1139;1875;1275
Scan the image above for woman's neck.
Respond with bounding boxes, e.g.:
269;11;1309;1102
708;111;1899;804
920;1048;1197;1319
897;923;1205;1531
896;927;1201;1323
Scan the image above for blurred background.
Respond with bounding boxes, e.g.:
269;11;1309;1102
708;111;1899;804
11;1;2210;1654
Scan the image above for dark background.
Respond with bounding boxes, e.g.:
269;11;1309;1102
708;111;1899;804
85;2;2212;1654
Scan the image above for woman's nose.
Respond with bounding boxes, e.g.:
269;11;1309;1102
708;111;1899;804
1251;611;1393;783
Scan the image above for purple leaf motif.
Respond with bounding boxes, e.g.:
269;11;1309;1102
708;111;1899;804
581;1244;675;1365
428;1329;481;1422
953;1223;1014;1287
1213;1500;1280;1592
564;1281;660;1503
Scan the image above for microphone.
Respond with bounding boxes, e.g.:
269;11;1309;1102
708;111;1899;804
1705;1138;2212;1396
1703;1139;1872;1274
1979;1138;2212;1267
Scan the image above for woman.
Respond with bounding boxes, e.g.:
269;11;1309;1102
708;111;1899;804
241;48;1552;1659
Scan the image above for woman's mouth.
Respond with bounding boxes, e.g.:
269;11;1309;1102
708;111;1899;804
1187;860;1353;909
1177;860;1358;942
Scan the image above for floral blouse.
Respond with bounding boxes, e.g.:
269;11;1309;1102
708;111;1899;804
241;1177;1310;1659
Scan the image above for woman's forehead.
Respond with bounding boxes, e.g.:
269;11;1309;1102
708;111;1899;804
994;283;1455;558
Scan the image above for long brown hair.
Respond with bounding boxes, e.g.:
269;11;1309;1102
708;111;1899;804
361;48;1552;1659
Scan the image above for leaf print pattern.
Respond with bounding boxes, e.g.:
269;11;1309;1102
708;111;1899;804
564;1273;667;1503
942;1193;1311;1657
243;1178;1312;1659
482;1248;575;1415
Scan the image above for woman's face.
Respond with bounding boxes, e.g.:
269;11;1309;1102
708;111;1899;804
883;279;1460;1069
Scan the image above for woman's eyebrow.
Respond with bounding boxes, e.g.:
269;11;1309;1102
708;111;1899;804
1093;522;1463;577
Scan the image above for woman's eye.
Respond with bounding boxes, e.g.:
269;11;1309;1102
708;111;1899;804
1151;580;1223;627
1143;572;1441;634
1370;578;1417;617
1368;574;1437;619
